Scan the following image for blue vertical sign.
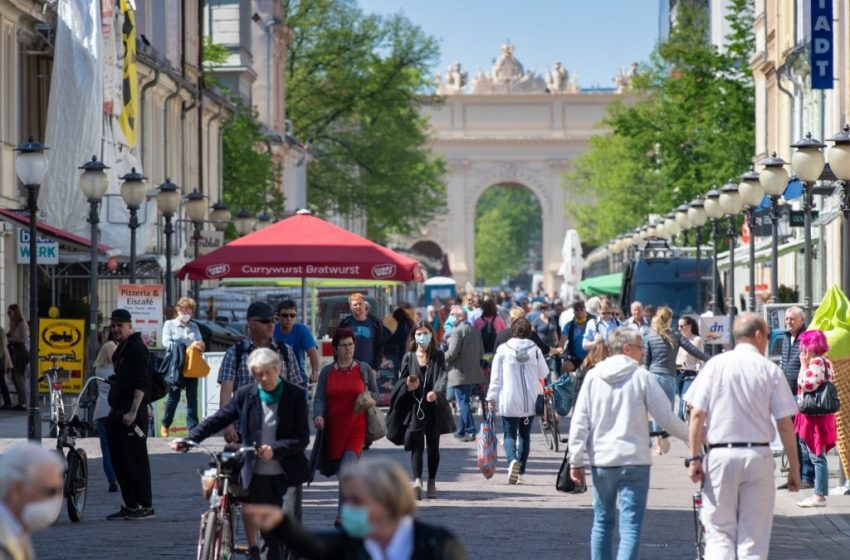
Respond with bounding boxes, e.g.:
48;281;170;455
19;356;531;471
811;0;834;89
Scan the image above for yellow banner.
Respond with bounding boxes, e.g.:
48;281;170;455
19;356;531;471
38;319;85;394
119;0;138;146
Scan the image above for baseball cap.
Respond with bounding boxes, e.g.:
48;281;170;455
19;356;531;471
110;309;132;323
246;301;275;320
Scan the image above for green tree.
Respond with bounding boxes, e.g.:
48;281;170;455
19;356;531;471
474;185;542;285
284;0;446;243
564;0;755;245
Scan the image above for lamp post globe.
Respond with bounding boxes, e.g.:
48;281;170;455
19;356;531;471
79;156;110;200
675;204;691;230
688;199;708;227
14;138;49;187
719;183;743;215
234;208;256;236
184;190;207;223
155;178;180;216
791;132;826;183
759;152;790;197
738;168;764;208
829;124;850;180
255;212;272;230
704;189;724;220
664;214;680;237
210;201;231;232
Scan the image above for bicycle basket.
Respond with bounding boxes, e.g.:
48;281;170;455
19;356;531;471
550;375;575;416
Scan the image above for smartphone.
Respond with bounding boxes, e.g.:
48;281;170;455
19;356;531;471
407;374;420;383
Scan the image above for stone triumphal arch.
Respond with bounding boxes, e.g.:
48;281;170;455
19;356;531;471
410;43;634;293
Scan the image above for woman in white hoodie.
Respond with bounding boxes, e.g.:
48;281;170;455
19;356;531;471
487;318;550;485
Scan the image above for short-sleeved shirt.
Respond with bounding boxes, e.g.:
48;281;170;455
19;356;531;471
273;322;317;377
218;338;303;391
348;318;377;366
685;343;798;444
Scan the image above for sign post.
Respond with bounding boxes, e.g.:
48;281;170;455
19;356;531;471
116;284;164;349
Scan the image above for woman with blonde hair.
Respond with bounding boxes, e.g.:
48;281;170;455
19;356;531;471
93;340;119;492
643;306;709;454
245;458;468;559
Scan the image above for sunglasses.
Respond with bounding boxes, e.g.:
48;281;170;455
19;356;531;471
278;313;296;318
251;318;275;325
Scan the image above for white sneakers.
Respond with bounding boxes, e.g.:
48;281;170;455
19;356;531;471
507;460;521;485
413;478;423;501
797;497;826;508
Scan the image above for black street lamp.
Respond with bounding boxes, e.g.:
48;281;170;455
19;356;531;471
758;152;790;303
688;199;708;313
739;168;765;312
155;179;180;307
119;168;148;284
78;156;110;372
791;133;826;323
184;190;207;299
14;138;49;441
704;189;724;315
720;182;743;347
829;125;850;301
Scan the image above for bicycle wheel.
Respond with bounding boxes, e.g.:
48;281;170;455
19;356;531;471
197;510;219;560
65;448;88;522
218;508;235;560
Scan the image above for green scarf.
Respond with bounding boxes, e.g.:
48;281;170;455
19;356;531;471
258;379;283;405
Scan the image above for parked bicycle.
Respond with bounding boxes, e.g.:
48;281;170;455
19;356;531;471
41;368;97;523
173;439;257;560
40;353;77;436
539;382;561;452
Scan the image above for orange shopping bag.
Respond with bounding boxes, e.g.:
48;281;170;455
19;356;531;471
183;346;210;378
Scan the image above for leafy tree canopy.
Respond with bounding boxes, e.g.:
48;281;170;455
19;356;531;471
284;0;446;243
564;0;755;245
475;185;542;286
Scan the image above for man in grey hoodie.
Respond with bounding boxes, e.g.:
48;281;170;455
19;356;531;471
568;328;688;560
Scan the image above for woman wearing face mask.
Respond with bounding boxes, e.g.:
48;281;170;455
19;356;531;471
172;347;310;560
245;458;468;560
160;297;206;438
396;322;454;500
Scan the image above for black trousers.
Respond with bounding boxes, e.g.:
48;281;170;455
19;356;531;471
248;474;302;560
106;409;152;509
409;429;441;480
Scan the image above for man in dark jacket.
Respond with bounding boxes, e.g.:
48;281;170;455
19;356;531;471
778;306;814;490
174;347;309;560
105;308;154;520
337;293;387;370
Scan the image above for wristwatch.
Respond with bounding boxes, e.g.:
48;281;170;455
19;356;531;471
684;455;704;467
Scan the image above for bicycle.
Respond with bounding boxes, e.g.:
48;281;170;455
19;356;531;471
173;439;257;560
41;368;97;523
539;383;560;453
692;486;706;559
40;353;76;436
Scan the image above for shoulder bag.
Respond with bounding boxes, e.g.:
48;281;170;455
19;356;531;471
556;448;587;494
358;363;386;443
799;381;840;415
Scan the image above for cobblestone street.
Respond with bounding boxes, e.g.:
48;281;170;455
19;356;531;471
0;410;845;559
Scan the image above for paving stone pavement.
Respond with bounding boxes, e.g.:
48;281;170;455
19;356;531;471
0;408;847;559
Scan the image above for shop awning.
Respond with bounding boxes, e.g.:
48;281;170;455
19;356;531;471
0;208;112;254
579;272;623;297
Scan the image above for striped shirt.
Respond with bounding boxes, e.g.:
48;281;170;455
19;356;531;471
685;343;798;445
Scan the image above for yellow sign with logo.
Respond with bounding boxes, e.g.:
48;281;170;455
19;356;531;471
38;319;85;394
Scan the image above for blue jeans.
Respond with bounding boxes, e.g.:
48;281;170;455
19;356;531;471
590;465;651;560
677;374;696;420
502;416;533;473
453;385;476;436
798;434;815;484
96;418;117;485
809;448;829;497
162;378;199;430
650;373;676;434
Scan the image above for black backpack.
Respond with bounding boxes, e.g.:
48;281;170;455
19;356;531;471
481;317;498;353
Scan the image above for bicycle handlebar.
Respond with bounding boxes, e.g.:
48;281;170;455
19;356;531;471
173;439;258;470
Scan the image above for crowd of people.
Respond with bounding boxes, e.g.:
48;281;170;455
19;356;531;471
0;287;840;560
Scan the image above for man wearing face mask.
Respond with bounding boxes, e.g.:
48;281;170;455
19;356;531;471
0;443;66;559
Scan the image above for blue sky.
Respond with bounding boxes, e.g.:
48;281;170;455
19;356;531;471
358;0;661;89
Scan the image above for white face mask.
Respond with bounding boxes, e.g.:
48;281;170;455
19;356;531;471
22;494;63;532
178;313;192;323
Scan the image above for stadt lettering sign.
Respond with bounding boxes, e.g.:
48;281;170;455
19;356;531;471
811;0;834;90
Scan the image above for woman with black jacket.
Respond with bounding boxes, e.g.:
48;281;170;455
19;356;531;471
245;459;468;560
643;306;710;454
397;321;455;500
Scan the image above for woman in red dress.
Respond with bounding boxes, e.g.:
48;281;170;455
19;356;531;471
313;328;378;517
794;329;838;508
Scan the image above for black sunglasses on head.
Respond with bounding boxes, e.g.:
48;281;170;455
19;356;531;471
278;313;296;318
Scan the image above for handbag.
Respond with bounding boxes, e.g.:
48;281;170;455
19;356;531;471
799;381;840;415
365;406;387;443
556;449;587;494
477;414;498;479
355;391;376;414
183;346;210;378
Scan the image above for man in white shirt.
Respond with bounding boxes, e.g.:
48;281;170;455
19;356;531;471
569;328;688;560
623;301;650;336
685;313;800;560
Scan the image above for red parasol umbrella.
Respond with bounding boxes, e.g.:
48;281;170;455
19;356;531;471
176;212;424;283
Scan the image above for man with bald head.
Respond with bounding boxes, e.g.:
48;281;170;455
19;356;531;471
685;313;800;560
778;305;814;490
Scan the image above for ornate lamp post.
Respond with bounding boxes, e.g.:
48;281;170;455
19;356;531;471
790;133;826;322
720;182;743;346
234;209;257;237
688;198;708;312
676;204;692;246
78;156;110;371
14;139;48;441
184;190;207;299
209;201;232;231
739;168;764;312
155;179;180;307
829;125;850;302
704;189;724;314
758;152;789;302
119;168;148;284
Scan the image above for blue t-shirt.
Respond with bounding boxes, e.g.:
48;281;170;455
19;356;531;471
272;322;317;376
349;318;376;366
562;319;590;361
